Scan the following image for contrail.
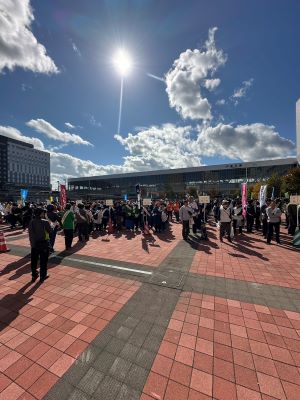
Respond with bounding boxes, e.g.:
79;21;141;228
117;76;124;135
147;73;165;83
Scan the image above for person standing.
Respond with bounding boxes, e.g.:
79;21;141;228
266;201;282;244
46;204;61;252
219;200;232;242
246;200;255;233
232;200;243;235
76;204;89;242
28;208;52;283
179;200;193;240
62;203;75;250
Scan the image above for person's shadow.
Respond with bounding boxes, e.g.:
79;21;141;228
0;254;31;280
0;281;40;332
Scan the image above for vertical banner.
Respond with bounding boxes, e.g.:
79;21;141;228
60;184;67;210
271;187;275;200
241;183;247;218
259;185;267;208
20;189;28;202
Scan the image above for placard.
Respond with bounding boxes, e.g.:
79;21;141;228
143;198;152;206
76;200;83;205
290;195;300;205
198;195;210;204
105;199;114;206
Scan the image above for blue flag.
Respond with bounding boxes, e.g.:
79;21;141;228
124;194;128;201
20;189;28;201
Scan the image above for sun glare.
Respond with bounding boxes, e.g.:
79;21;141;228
113;49;132;77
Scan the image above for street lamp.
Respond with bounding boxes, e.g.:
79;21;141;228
113;49;132;135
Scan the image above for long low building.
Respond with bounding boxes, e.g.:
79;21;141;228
68;157;298;200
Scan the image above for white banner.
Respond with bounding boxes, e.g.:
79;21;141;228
198;195;210;204
259;185;267;208
105;199;114;206
143;198;152;206
290;195;300;205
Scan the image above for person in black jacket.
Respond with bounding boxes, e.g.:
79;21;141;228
28;208;52;283
246;200;255;233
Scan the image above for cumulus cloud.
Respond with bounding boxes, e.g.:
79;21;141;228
27;119;92;146
231;78;254;105
0;125;44;149
203;78;221;91
197;123;295;161
216;99;226;106
165;27;227;121
0;0;58;74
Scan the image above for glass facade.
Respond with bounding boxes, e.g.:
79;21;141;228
68;159;298;200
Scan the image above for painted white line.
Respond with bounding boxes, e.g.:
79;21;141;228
52;255;153;276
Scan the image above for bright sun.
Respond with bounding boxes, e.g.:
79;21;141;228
113;49;132;77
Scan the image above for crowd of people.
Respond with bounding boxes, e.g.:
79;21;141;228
0;195;298;282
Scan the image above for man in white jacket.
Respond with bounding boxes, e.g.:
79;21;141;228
219;200;232;242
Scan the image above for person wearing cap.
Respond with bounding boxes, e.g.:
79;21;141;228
28;208;52;283
219;200;232;242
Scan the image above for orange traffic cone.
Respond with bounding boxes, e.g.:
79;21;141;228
0;230;10;253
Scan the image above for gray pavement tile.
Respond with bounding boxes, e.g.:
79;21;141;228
115;326;133;341
115;384;141;400
105;337;126;355
69;389;90;400
92;332;113;349
108;357;132;381
77;367;104;396
135;348;156;370
142;335;162;353
44;380;74;400
122;316;140;329
77;344;101;365
125;364;149;391
149;324;166;340
127;330;146;347
93;351;116;373
120;343;140;362
63;361;90;386
93;376;122;400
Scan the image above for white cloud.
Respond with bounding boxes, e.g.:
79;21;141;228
0;0;58;74
88;115;102;127
65;122;76;129
203;78;221;91
70;40;81;57
231;78;254;105
216;99;226;106
165;27;227;121
197;123;295;161
21;83;32;91
0;125;44;149
27;119;92;146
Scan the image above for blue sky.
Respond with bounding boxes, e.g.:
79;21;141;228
0;0;299;185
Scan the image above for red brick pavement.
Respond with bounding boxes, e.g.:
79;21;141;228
141;291;300;400
5;223;181;268
0;253;140;399
190;226;300;289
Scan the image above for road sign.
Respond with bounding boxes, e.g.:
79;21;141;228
198;195;210;204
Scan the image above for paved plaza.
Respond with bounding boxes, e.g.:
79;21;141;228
0;222;299;400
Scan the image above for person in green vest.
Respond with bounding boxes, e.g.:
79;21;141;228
62;203;75;250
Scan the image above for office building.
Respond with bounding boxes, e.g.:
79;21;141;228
0;135;50;201
68;157;297;200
